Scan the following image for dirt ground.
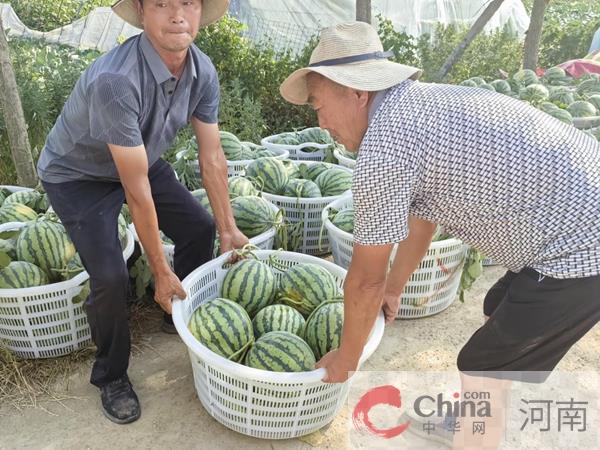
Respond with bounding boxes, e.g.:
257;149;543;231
1;265;598;450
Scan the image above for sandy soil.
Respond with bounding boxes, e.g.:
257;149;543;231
0;265;598;450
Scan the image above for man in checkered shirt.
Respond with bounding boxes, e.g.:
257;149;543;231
281;21;600;447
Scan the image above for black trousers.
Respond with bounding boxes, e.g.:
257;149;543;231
43;159;215;387
457;268;600;378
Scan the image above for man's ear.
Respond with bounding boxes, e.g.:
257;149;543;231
355;89;371;109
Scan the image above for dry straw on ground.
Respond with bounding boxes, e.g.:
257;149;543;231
0;299;162;412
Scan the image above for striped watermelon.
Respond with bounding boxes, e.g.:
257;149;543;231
34;193;50;213
73;280;90;304
278;263;342;316
245;157;289;195
231;195;277;237
228;177;258;199
244;331;315;372
220;131;244;161
16;220;76;281
0;203;38;224
304;300;344;360
191;188;213;215
0;188;9;207
2;191;42;211
283;179;321;198
0;238;16;260
188;297;254;362
221;259;277;317
315;168;352;196
252;304;306;339
298;127;334;145
298;162;330;182
238;144;256;161
281;160;301;179
254;148;273;159
331;208;354;233
61;253;84;280
271;132;301;146
0;261;49;288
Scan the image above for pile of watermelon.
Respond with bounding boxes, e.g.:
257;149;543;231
178;131;278;163
459;70;600;139
266;127;345;163
242;157;352;198
0;187;129;303
187;257;344;372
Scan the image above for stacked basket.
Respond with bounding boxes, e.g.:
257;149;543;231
323;194;468;318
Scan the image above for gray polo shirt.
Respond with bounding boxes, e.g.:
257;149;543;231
37;32;219;183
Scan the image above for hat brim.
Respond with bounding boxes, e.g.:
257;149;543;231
280;60;422;105
112;0;229;29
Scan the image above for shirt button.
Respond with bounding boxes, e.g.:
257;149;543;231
170;77;176;82
168;90;173;95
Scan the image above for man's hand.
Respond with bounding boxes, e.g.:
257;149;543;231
382;291;402;324
219;227;249;261
316;348;360;383
153;270;187;314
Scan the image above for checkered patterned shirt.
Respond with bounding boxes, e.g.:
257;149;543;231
352;80;600;279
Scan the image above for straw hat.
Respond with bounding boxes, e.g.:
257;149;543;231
112;0;229;29
280;21;422;105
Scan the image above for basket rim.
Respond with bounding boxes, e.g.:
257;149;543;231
176;147;290;166
0;225;134;296
322;194;464;249
333;148;357;164
260;132;332;152
172;249;385;384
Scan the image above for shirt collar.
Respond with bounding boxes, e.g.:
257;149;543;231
368;88;390;124
140;32;197;84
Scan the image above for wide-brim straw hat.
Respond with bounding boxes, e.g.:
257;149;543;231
280;21;422;105
112;0;229;29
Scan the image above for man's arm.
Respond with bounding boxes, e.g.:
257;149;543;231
382;216;436;322
190;118;248;253
108;144;185;313
317;242;393;382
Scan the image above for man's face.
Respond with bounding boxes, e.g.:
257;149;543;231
306;74;370;152
138;0;202;53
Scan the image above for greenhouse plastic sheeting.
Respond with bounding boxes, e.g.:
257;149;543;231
0;4;140;52
1;1;529;54
234;0;530;52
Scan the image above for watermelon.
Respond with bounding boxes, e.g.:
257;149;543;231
298;127;334;145
237;144;255;161
0;238;16;260
304;300;344;360
512;69;539;87
567;101;597;118
542;66;568;85
73;280;90;304
460;80;478;87
490;79;511;95
221;259;277;317
539;102;559;114
519;84;549;104
548;87;575;108
331;208;354;233
271;132;301;146
298;162;330;182
2;190;42;211
254;148;274;159
586;95;600;113
228;177;258;199
244;331;315;372
548;108;573;125
16;220;76;281
315;168;352;196
34;193;50;213
188;297;254;362
0;202;38;224
230;195;277;237
478;83;495;91
468;77;486;86
252;304;306;339
281;160;301;179
283;178;321;198
191;188;212;215
0;261;49;288
278;263;342;316
576;78;600;96
245;157;289;195
61;253;85;280
220;131;244;161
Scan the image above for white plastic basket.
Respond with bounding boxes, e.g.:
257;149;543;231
172;249;385;439
261;161;353;255
129;201;279;268
261;129;333;162
323;194;468;319
333;148;357;170
0;224;134;359
177;147;290;179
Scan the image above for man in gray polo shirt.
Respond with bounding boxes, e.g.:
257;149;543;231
37;0;246;424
